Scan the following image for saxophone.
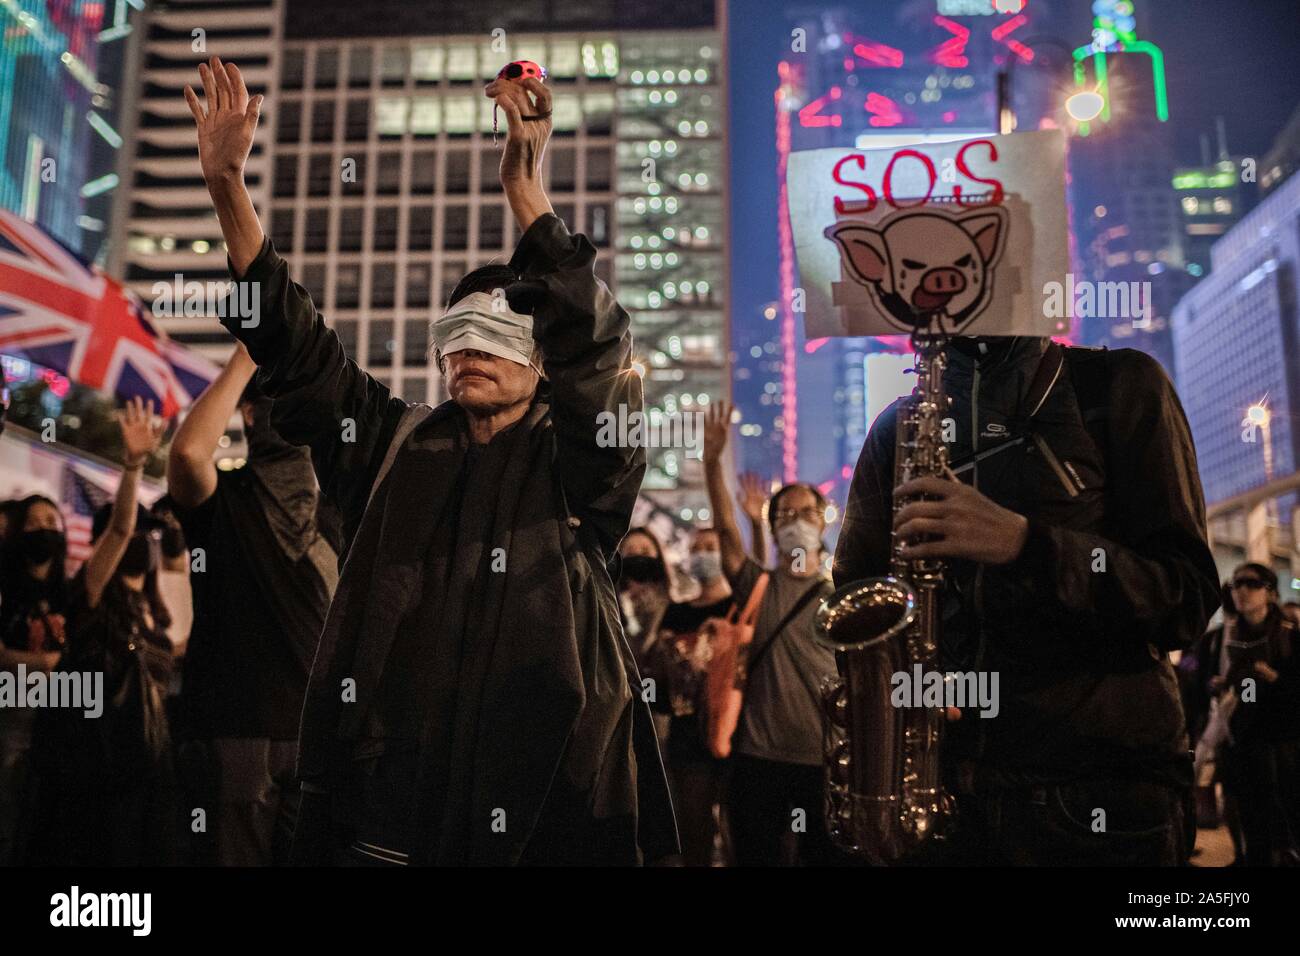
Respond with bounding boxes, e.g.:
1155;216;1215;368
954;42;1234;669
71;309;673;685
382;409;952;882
814;331;954;864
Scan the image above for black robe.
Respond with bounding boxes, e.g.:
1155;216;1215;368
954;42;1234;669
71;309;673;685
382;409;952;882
221;214;677;865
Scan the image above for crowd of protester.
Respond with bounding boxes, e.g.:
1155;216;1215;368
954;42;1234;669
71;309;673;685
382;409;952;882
1;53;1297;869
3;390;1298;866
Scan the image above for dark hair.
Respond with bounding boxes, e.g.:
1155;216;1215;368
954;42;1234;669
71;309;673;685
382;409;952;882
768;482;829;532
1;494;67;569
0;495;69;641
446;264;519;310
88;512;172;635
1234;562;1278;594
620;526;671;583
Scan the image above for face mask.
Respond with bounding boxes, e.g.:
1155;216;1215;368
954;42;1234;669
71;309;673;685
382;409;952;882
119;534;158;577
689;550;723;583
20;529;64;564
775;519;822;560
621;554;665;585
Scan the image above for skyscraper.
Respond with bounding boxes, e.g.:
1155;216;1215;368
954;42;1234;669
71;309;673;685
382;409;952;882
1171;169;1300;581
114;0;727;523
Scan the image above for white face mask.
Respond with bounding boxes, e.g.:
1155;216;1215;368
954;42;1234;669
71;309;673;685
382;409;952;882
689;550;723;583
775;519;822;561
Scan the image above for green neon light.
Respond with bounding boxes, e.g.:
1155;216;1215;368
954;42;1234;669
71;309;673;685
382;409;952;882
1172;171;1236;190
1071;39;1168;127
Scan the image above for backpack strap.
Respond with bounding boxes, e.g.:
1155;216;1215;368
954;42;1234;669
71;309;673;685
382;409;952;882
730;572;770;628
1061;345;1112;458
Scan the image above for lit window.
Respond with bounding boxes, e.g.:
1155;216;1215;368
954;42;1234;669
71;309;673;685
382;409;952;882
412;45;444;82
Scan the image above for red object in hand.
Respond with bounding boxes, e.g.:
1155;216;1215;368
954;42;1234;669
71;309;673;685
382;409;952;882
497;60;546;82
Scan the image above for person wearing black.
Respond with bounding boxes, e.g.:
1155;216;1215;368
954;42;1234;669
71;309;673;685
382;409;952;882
836;336;1220;866
1194;563;1300;865
184;56;675;865
167;340;338;867
655;527;733;866
0;495;69;865
618;527;673;697
32;398;177;866
703;401;839;866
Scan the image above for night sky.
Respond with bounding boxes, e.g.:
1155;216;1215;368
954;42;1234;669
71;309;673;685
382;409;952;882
727;0;1300;370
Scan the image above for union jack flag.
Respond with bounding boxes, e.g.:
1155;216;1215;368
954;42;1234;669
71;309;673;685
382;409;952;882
0;209;219;417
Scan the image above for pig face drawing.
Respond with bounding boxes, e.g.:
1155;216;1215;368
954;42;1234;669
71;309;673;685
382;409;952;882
825;206;1009;333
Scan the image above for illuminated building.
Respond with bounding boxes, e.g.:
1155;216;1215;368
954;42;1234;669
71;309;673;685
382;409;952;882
761;2;1056;504
1066;0;1183;371
1171;170;1300;588
1173;141;1252;279
112;0;281;350
117;0;725;522
0;0;141;258
1260;103;1300;197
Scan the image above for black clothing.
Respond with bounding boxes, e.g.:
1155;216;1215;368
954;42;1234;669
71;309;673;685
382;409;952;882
657;595;733;866
32;572;177;866
222;214;676;866
1193;610;1300;744
727;753;837;866
837;339;1219;793
1195;609;1300;864
177;468;334;741
908;779;1187;866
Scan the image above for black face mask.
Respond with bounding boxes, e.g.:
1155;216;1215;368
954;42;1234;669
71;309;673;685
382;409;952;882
20;529;64;564
621;555;666;585
120;534;157;577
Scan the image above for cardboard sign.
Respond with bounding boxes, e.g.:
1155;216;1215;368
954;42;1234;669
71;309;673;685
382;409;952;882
787;130;1069;338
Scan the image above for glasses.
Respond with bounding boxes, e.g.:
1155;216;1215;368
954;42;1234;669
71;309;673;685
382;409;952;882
774;506;824;524
1231;578;1266;591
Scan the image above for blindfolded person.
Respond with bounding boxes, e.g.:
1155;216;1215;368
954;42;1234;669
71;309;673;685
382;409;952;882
184;57;675;865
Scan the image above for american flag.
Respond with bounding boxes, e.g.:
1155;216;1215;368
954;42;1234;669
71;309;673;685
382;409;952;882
0;209;218;417
61;466;113;568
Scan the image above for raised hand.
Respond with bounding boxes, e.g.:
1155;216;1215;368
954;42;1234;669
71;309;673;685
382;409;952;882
185;57;263;194
737;473;770;522
485;75;553;185
484;75;555;231
118;397;165;468
702;400;734;467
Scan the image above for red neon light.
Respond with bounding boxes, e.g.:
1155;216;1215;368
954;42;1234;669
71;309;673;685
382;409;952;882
842;32;903;68
775;65;799;483
798;85;842;128
865;92;903;128
804;338;829;354
992;13;1034;62
932;16;970;69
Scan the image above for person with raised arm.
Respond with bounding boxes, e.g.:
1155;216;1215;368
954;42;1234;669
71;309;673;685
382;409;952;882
184;57;676;866
167;336;337;867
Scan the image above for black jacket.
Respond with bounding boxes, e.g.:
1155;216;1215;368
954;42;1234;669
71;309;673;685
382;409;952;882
1191;610;1300;745
220;215;677;865
835;337;1220;787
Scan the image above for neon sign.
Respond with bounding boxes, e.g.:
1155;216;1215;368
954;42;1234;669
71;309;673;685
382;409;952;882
1073;0;1168;130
